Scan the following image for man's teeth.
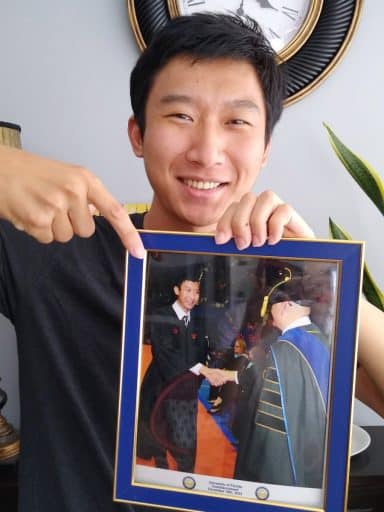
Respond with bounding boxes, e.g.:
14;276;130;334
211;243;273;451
184;179;221;190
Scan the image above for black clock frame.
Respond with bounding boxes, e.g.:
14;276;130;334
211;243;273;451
127;0;363;106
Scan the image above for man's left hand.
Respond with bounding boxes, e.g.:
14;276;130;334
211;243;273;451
214;190;314;250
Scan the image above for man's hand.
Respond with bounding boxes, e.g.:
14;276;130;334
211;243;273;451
199;366;227;386
215;190;314;250
0;145;145;257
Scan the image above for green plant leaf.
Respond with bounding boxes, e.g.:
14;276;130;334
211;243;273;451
324;123;384;216
362;266;384;312
328;218;351;240
329;218;384;311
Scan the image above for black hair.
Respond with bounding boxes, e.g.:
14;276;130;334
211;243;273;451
130;13;285;145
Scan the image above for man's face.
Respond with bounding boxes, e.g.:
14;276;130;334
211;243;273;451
129;56;270;232
174;280;200;312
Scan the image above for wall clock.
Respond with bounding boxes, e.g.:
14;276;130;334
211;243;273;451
127;0;363;106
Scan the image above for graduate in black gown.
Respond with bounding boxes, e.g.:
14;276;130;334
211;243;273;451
137;266;222;472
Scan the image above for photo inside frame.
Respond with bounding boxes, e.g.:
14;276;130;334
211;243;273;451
133;250;338;509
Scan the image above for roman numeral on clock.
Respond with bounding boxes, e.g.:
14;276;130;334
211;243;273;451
186;0;206;6
268;27;281;39
281;6;299;22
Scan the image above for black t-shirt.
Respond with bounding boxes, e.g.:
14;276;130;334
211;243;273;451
0;214;163;512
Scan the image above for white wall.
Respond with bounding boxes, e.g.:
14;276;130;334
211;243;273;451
0;1;383;427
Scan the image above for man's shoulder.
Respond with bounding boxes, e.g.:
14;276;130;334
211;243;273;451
284;322;328;344
0;215;125;282
276;323;329;356
0;211;145;243
0;214;125;249
150;304;175;320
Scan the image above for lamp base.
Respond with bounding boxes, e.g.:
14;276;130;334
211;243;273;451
0;416;20;464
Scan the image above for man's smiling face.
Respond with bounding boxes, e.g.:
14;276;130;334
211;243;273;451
174;280;200;313
128;56;270;232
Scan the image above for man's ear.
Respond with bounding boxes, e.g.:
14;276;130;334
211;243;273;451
280;301;291;314
173;285;180;297
128;116;144;157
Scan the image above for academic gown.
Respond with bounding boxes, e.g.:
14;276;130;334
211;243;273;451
235;323;330;488
137;305;208;469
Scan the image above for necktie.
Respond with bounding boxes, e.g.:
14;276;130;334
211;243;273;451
183;315;189;327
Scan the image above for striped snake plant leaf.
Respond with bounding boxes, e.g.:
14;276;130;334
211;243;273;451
329;218;384;311
324;123;384;216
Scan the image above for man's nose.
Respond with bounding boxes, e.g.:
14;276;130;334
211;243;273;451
185;122;225;168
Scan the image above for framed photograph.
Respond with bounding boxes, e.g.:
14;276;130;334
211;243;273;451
114;232;364;512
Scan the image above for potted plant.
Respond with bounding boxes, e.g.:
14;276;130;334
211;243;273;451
325;124;384;417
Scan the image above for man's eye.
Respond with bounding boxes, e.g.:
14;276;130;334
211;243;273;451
167;113;193;121
228;119;250;126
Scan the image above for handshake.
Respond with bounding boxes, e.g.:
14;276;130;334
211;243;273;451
199;366;237;387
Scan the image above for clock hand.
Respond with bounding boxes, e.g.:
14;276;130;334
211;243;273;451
237;0;245;16
254;0;278;10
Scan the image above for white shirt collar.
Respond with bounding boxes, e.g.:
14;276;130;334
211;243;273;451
172;300;190;322
282;316;311;335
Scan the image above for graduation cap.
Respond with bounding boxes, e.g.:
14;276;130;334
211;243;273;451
173;262;208;288
260;267;313;321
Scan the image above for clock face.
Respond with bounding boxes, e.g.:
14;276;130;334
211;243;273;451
175;0;313;55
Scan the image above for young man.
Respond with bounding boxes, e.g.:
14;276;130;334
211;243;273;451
233;278;330;488
0;12;382;512
138;268;222;473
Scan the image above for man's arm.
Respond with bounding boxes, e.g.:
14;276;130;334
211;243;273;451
214;192;383;416
357;299;384;414
0;145;145;257
1;146;314;254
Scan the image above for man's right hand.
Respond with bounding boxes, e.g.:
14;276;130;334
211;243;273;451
199;366;227;386
0;145;145;258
